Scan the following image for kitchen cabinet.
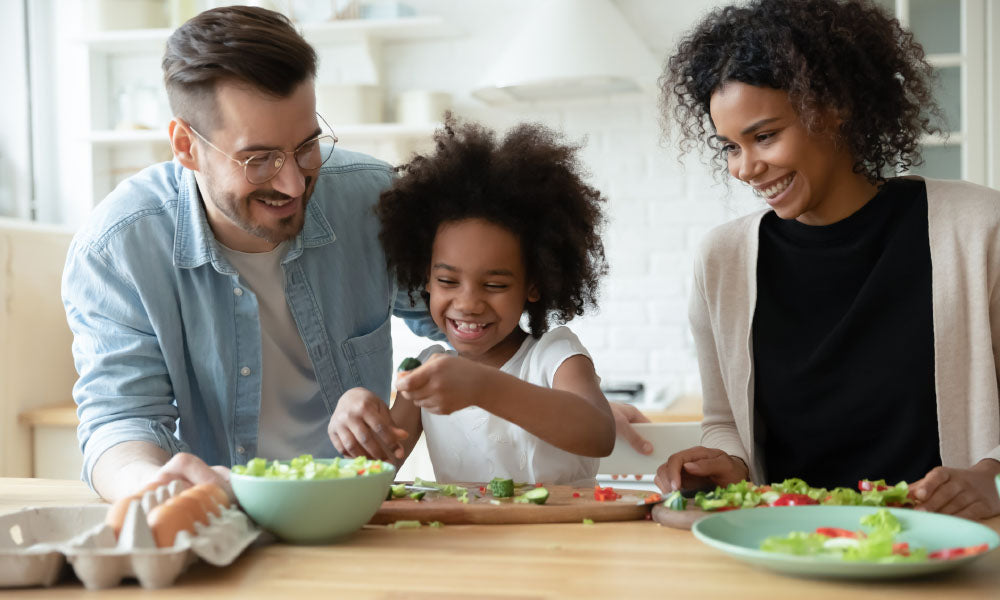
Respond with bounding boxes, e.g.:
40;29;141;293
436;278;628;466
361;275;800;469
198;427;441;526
79;13;450;208
875;0;992;185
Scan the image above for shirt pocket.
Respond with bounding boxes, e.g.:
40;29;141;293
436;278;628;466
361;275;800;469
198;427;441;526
342;314;393;401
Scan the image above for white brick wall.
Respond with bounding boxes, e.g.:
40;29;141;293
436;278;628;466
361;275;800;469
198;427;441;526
386;0;762;408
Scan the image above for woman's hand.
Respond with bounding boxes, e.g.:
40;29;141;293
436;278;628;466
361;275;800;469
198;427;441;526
328;387;408;462
609;402;653;455
909;459;1000;519
395;354;493;415
654;446;749;493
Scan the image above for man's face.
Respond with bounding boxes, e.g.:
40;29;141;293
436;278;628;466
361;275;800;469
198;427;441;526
194;80;321;252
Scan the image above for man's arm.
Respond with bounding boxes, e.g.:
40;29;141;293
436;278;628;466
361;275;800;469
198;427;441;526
62;236;188;499
390;286;446;341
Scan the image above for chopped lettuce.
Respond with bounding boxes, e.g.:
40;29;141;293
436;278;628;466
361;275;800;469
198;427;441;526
232;454;387;480
761;509;928;563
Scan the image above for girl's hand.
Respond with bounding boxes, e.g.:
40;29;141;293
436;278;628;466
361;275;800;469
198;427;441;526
328;387;408;462
909;459;1000;519
396;354;492;415
654;446;749;493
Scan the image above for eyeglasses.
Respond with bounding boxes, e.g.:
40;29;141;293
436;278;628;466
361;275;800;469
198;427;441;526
188;114;338;185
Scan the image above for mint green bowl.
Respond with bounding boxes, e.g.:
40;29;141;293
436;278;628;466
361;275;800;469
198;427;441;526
230;459;394;544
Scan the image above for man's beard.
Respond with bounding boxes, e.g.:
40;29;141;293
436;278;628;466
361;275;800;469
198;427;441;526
208;175;314;245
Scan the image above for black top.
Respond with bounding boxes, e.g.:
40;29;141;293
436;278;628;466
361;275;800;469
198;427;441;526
753;178;941;488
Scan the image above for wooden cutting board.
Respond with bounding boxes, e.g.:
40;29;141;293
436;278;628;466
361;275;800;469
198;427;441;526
369;484;653;525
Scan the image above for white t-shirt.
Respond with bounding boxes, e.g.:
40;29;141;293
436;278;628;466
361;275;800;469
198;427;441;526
218;242;326;460
417;326;599;486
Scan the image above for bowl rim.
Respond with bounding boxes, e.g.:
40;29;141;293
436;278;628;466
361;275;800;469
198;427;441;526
229;458;396;483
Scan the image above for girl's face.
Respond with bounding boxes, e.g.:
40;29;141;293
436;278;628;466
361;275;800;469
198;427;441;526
709;82;872;226
427;218;539;367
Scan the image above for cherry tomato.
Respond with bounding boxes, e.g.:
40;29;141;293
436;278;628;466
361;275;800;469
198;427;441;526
771;493;818;506
815;527;860;539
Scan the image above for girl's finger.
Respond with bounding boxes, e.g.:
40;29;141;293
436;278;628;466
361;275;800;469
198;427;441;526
918;479;961;513
936;490;977;516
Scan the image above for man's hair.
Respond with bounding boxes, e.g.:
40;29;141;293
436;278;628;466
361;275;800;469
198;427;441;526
377;115;608;338
162;6;317;133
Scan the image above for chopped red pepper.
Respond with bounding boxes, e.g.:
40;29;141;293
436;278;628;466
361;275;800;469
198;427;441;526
479;486;487;494
892;542;911;557
771;493;818;506
929;544;990;560
535;482;544;488
356;469;365;475
644;493;662;504
572;492;581;498
593;485;621;501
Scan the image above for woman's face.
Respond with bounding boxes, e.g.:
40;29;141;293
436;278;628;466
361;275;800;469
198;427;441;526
709;82;870;225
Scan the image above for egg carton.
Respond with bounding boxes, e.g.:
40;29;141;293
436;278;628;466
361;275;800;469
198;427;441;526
0;480;261;589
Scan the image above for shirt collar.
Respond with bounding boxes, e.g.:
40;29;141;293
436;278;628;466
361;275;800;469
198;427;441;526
172;166;337;271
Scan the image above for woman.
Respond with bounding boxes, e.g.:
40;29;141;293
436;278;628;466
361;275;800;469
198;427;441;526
654;0;1000;519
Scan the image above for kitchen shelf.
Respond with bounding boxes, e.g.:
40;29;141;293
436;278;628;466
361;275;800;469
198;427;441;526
86;123;439;145
80;16;448;53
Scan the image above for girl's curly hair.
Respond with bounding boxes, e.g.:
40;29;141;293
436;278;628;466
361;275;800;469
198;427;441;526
660;0;942;181
377;116;608;338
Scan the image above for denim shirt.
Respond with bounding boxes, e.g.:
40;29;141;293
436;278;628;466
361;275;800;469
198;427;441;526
62;150;438;487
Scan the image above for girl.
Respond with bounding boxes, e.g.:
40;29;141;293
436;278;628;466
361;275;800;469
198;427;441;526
654;0;1000;519
328;118;615;485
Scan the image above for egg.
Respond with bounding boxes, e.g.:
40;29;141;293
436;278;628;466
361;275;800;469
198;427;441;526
147;498;198;548
182;484;222;518
168;494;210;526
104;493;141;539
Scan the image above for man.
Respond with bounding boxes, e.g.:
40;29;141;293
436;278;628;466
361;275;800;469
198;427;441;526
62;6;435;501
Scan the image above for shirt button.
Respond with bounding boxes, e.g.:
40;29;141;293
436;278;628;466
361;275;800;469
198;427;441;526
233;287;243;296
240;366;251;376
237;446;246;454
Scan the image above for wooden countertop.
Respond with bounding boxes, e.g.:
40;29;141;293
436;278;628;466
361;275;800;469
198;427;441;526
18;401;704;428
4;478;1000;598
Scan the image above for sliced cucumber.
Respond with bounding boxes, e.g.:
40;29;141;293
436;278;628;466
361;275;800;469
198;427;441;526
397;357;422;372
488;477;515;498
522;487;549;505
390;484;408;498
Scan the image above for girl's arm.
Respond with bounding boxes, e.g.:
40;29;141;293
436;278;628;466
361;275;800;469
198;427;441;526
389;381;425;467
397;354;615;457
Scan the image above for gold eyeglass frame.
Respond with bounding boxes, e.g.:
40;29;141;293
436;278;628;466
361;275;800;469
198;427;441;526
187;113;338;185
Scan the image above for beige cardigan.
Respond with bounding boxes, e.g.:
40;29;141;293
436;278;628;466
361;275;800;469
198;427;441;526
691;178;1000;482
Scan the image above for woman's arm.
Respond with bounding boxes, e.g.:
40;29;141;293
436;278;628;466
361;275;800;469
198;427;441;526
397;354;615;457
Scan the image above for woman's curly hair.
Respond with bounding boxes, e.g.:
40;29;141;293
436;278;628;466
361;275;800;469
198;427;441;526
377;116;608;338
660;0;942;181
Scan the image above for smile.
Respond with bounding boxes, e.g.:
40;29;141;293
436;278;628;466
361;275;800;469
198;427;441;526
258;197;293;207
447;318;492;341
755;173;795;199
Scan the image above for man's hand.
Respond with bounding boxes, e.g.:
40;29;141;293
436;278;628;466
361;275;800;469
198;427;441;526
609;401;653;454
141;452;234;503
909;459;1000;519
654;446;749;493
328;387;408;461
396;354;489;415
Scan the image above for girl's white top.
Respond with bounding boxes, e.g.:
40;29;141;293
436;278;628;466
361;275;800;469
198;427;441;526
417;326;600;487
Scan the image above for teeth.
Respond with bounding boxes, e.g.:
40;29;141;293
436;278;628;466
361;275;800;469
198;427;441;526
453;320;485;332
260;198;291;207
761;174;794;199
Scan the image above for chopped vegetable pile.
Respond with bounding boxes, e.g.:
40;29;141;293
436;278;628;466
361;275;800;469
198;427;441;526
668;478;915;513
232;454;387;480
760;509;990;563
